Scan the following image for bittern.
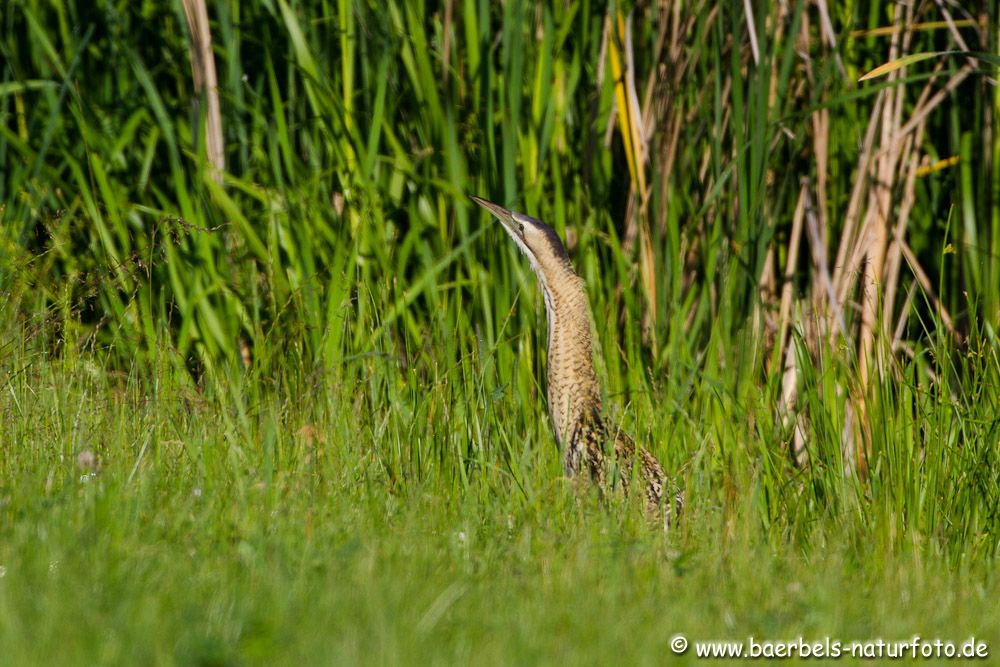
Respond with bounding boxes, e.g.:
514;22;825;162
472;196;680;528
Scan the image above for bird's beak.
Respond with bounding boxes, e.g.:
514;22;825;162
470;196;519;237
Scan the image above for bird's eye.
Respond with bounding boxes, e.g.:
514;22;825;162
518;223;525;233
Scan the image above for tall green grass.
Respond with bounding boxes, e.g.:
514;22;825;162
1;0;999;662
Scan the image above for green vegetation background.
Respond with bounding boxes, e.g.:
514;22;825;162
1;0;998;664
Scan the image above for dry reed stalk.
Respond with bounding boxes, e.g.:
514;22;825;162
829;93;882;325
854;2;914;473
892;283;918;352
798;8;832;318
742;0;760;65
932;0;987;77
849;19;977;38
824;1;979;471
899;240;959;341
442;0;453;86
781;328;808;467
815;0;848;81
609;10;657;335
181;0;224;182
777;184;808;366
895;65;973;140
881;116;925;333
774;186;808;466
803;183;845;339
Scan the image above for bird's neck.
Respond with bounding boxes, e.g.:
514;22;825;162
541;271;603;447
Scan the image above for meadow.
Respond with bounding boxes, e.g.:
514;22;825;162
1;0;999;663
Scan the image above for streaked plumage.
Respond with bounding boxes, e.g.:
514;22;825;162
471;196;681;528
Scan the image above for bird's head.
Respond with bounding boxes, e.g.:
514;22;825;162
470;196;574;283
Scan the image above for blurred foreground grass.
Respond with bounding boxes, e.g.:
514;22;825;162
2;0;999;662
0;348;997;664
